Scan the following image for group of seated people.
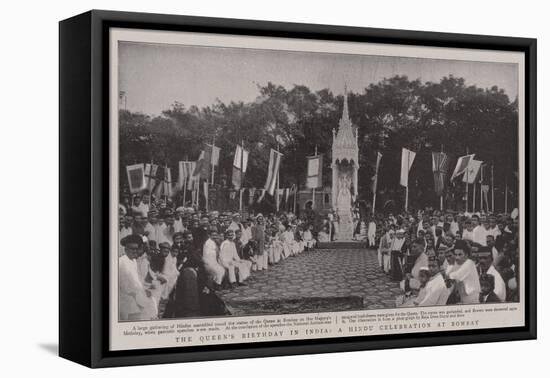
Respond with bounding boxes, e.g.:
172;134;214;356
372;210;519;306
118;195;319;321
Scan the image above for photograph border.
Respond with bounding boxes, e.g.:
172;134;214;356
59;9;536;368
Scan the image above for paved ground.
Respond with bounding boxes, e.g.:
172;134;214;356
216;248;401;316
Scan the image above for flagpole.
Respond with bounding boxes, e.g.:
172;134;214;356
312;145;317;210
276;142;280;213
473;178;476;212
149;159;154;206
210;134;216;185
293;186;297;214
479;165;483;212
239;140;244;213
465;148;469;213
491;164;495;213
440;144;444;211
183;176;187;207
372;152;379;216
405;151;410;212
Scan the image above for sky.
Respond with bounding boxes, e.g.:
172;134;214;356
119;41;519;116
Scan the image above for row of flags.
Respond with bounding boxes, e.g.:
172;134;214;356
125;143;286;201
397;149;487;193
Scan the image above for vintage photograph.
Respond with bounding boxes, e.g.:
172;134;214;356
113;31;523;329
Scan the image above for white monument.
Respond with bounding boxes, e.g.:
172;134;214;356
331;88;359;241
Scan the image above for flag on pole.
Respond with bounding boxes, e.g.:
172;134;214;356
264;148;283;196
284;188;290;203
306;154;323;189
371;152;382;193
400;148;416;187
153;166;172;198
126;164;146;194
203;181;209;207
144;163;159;192
206;143;221;166
432;152;450;196
232;144;249;189
462;160;483;184
451;153;475;181
185;161;198;190
178;161;195;189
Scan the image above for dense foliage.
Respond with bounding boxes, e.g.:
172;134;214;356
120;75;518;212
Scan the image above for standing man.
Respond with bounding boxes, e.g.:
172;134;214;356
119;235;152;320
251;213;268;271
448;240;481;304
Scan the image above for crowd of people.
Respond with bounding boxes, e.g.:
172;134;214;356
118;194;520;321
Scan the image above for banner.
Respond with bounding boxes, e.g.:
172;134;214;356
264;148;283;196
451;153;475;181
153;166;172;198
232;145;249;189
306;154;323;189
432;152;450;196
462;159;483;184
400;148;416;187
126;164;146;194
178;161;195;189
206;143;221;166
144;163;159;192
371;152;382;193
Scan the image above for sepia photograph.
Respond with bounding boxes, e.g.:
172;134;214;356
108;27;526;351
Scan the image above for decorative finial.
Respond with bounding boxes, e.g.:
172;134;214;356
342;85;350;122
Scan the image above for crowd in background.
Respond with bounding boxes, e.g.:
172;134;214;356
118;194;520;321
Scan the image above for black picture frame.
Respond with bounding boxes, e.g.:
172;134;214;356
59;9;537;368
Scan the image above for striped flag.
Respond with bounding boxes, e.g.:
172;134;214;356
371;152;382;193
264;148;283;196
400;148;416;187
451;153;475;181
432;152;450;196
178;161;195;189
232;145;249;189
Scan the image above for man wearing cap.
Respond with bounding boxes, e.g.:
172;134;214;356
144;210;164;244
119;235;153;320
389;229;407;281
219;229;251;286
400;238;428;291
378;227;394;273
227;213;243;233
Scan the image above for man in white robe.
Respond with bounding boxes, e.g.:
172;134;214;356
448;240;480;304
160;242;179;300
119;235;154;320
416;259;449;306
202;229;225;289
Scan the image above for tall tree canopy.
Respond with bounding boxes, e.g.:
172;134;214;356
120;75;518;212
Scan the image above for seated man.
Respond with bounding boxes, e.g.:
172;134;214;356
302;223;317;251
479;273;501;303
476;247;506;302
447;240;481;304
202;228;226;290
414;258;449;306
219;229;252;287
400;238;428;291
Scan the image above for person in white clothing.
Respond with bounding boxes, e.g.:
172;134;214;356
160;242;179;300
367;219;377;247
416;259;450;306
448;240;481;304
219;229;251;285
202;229;226;289
476;247;506;302
118;235;154;320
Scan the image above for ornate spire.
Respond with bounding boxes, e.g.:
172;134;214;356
342;84;350;123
